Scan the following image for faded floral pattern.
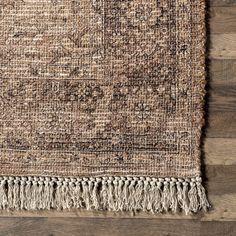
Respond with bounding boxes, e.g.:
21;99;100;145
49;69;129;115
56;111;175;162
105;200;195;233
0;0;205;178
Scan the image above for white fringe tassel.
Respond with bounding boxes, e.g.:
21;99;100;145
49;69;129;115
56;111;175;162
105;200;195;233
0;176;210;214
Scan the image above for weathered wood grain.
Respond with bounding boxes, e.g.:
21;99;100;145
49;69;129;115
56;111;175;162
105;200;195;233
207;59;236;114
204;138;236;165
204;194;236;221
206;59;236;138
201;221;236;235
205;59;236;137
206;112;236;138
206;165;236;195
210;34;236;59
0;218;199;236
208;79;236;112
210;59;236;81
0;218;236;236
210;7;236;33
210;0;236;7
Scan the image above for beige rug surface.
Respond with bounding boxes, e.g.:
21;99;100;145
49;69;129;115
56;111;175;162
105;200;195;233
0;0;209;213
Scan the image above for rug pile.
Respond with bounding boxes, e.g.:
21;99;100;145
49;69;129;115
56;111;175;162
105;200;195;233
0;0;209;213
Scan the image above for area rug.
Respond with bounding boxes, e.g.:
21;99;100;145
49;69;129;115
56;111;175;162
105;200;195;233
0;0;209;214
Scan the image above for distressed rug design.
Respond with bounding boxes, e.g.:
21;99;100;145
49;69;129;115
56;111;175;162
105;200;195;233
0;0;209;213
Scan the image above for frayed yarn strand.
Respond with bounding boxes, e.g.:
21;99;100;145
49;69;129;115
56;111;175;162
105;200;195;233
196;177;210;211
0;178;7;210
0;176;210;214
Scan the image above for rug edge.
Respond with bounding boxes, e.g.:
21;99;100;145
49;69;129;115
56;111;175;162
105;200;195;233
0;176;210;214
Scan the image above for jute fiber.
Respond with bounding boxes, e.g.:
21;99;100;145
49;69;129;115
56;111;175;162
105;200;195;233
0;0;209;213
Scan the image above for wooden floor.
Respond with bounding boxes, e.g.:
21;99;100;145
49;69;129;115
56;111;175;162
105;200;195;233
1;1;236;235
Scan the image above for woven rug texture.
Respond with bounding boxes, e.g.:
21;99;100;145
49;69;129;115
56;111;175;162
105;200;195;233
0;0;209;213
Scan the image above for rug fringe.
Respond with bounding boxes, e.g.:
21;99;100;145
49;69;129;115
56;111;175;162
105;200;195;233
0;176;210;214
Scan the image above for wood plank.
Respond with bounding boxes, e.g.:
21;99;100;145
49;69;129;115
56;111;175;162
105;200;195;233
201;221;236;235
210;7;236;34
0;218;236;236
207;59;236;115
204;138;236;165
206;59;236;137
210;34;236;59
206;112;236;138
0;218;201;236
206;165;236;195
208;79;236;112
209;0;236;6
203;194;236;221
210;59;236;81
